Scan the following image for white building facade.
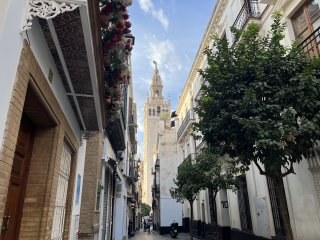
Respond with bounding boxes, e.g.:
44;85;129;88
176;0;320;240
152;119;183;234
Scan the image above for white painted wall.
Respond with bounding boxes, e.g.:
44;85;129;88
69;140;87;240
160;198;182;226
98;161;106;240
0;0;27;149
158;123;182;227
284;160;320;240
113;179;127;240
246;164;274;238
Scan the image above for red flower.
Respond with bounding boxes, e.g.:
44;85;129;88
101;3;114;15
125;21;131;28
112;36;121;42
112;28;122;35
116;21;125;29
125;44;131;50
119;5;126;12
123;13;129;20
123;28;131;34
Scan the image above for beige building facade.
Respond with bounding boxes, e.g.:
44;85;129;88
176;0;320;239
0;0;138;239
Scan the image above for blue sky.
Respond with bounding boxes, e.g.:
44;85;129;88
129;0;216;158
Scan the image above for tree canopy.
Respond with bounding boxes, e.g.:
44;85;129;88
170;156;203;204
197;148;239;195
194;12;320;178
141;203;151;217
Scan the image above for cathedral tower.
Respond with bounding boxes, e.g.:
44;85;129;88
142;62;170;204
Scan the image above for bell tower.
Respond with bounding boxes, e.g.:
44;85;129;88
142;62;170;204
150;61;163;98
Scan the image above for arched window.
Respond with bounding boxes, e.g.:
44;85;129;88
149;109;151;116
153;109;155;116
157;106;160;116
155;90;159;97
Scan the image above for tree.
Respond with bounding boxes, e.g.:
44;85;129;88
196;148;239;224
141;203;151;217
170;156;203;240
194;12;320;240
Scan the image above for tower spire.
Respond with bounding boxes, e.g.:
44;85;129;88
150;60;163;98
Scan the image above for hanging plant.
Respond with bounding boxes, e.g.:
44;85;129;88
100;0;133;119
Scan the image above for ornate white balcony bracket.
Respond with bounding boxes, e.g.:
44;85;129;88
22;0;87;32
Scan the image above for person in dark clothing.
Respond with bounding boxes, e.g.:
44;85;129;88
143;219;146;232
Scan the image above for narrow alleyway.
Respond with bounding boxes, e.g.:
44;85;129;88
131;229;197;240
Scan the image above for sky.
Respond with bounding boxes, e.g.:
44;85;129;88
129;0;216;158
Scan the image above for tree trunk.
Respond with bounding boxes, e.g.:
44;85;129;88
272;174;294;240
189;200;194;240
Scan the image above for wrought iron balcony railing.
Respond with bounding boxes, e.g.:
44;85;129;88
232;0;261;31
196;141;207;154
299;26;320;58
178;153;197;173
106;109;126;152
177;109;196;142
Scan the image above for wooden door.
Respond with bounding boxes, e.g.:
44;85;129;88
1;115;35;240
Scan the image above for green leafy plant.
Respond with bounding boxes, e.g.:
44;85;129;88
170;156;203;240
194;12;320;240
196;148;239;224
141;203;151;217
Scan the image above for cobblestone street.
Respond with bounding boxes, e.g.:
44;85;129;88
130;229;196;240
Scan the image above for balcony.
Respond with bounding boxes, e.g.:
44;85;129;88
129;167;139;182
106;109;126;152
178;153;197;172
177;109;196;143
196;141;207;154
299;26;320;58
232;0;264;31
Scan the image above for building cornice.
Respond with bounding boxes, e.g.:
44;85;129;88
176;0;228;114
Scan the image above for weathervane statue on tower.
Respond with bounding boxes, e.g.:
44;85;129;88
153;60;158;69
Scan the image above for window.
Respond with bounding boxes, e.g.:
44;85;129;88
155;90;159;97
153;109;155;116
237;176;253;233
95;180;102;212
157;106;160;116
208;190;217;223
149;109;151;116
51;144;72;240
292;0;320;55
267;176;286;237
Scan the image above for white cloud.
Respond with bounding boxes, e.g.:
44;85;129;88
137;0;169;30
138;0;153;12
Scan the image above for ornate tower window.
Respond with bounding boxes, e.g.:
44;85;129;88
149;109;151;116
157;106;161;116
153;109;155;116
